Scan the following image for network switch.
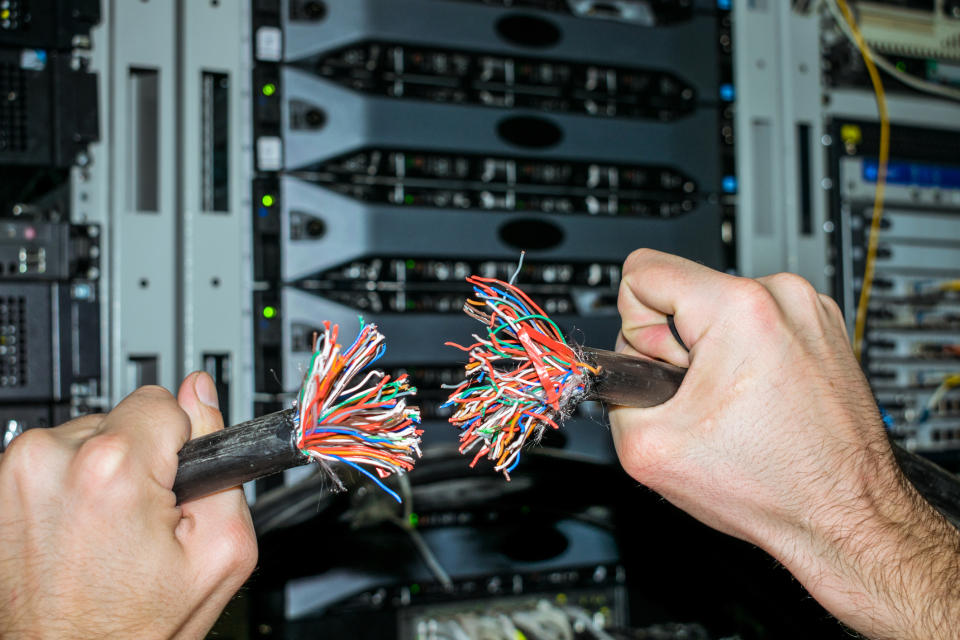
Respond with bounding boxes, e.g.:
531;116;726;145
832;120;960;457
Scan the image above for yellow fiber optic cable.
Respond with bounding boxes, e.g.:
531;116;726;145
835;0;890;362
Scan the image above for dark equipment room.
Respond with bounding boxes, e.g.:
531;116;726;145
2;1;960;638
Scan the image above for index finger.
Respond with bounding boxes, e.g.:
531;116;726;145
94;385;192;488
620;249;733;349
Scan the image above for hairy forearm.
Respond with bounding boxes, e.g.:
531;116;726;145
772;443;960;639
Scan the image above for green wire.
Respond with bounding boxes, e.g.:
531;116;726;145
484;307;568;349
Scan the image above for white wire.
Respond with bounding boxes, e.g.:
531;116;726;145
508;250;526;286
824;0;960;101
563;605;617;640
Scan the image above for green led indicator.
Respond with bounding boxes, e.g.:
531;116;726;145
404;194;415;205
262;306;277;319
895;60;907;72
261;194;275;207
405;259;416;269
262;83;277;97
409;512;419;527
410;583;421;595
406;300;416;310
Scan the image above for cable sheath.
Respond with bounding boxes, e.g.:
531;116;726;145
580;346;685;408
580;346;960;528
173;349;960;529
173;408;307;504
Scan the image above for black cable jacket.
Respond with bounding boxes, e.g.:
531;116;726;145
892;445;960;529
580;346;960;528
172;349;960;528
173;408;307;504
581;346;686;408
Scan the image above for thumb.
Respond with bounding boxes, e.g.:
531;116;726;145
174;372;257;615
177;371;225;438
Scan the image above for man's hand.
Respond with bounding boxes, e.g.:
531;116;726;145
0;372;257;639
611;249;960;640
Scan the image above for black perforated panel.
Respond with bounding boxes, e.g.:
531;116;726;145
0;295;27;388
0;62;27;153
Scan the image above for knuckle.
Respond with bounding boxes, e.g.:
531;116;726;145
123;385;191;439
727;279;785;332
612;420;669;483
818;293;844;319
731;278;773;309
2;428;60;482
764;274;841;333
134;384;175;403
61;412;106;428
625;246;654;264
218;515;258;580
622;247;660;276
72;432;134;490
767;272;820;306
624;438;671;484
171;406;193;440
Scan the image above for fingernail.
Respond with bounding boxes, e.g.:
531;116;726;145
194;372;219;409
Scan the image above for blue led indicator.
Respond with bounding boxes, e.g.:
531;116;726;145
73;283;92;300
258;206;269;218
717;0;731;9
722;175;738;193
720;83;735;102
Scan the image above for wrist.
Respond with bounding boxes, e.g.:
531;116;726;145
767;442;960;639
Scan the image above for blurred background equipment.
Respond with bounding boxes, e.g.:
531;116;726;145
0;0;102;454
2;0;959;638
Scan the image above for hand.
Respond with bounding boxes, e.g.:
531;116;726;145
610;249;960;639
0;373;257;639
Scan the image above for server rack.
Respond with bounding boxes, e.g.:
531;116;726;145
247;0;732;634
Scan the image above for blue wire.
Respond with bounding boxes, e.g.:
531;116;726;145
505;416;536;475
478;286;532;316
344;321;366;355
368;343;386;367
328;454;402;503
307;426;392;444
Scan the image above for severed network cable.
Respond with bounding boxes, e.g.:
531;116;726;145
442;274;684;479
294;321;422;501
443;275;599;478
173;320;421;504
